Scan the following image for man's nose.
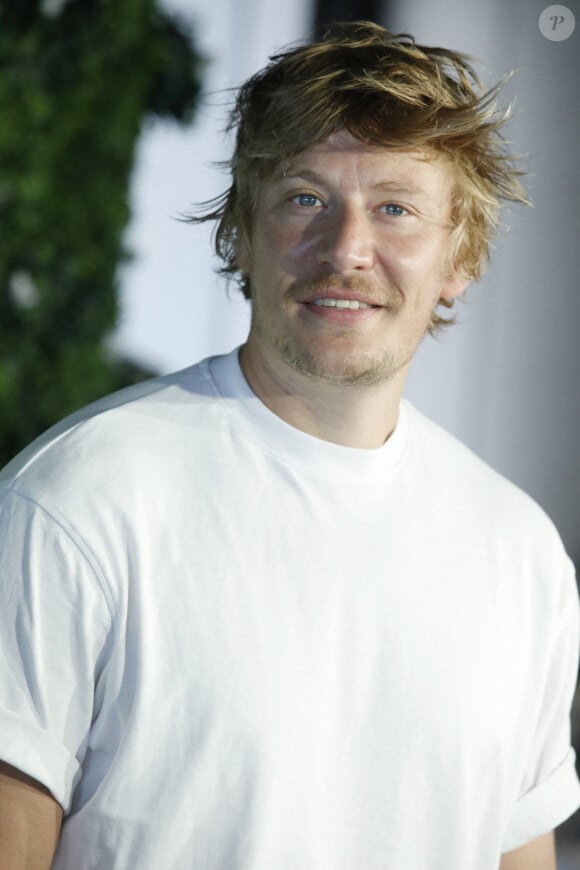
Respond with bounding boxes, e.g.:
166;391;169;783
316;205;375;272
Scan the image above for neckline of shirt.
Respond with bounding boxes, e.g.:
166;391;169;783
205;347;410;483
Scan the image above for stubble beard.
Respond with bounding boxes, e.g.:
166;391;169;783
251;274;430;389
274;335;404;387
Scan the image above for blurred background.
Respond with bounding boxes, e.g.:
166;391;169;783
1;0;578;862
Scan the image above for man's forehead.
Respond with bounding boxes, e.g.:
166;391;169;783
276;130;450;179
271;131;455;204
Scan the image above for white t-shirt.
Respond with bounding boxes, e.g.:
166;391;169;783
0;348;578;869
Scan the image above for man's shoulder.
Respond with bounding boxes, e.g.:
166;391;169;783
406;399;523;488
403;400;563;548
0;355;221;495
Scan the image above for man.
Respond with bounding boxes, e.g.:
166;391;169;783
0;21;578;870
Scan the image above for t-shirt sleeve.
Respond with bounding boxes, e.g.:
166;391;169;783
0;484;113;812
502;555;580;852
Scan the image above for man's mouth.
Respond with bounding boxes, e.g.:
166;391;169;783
295;276;402;312
309;298;377;310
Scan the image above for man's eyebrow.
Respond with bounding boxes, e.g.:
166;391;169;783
372;181;431;199
273;167;325;184
273;167;431;199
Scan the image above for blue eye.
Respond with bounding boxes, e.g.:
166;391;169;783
292;193;321;207
381;203;407;216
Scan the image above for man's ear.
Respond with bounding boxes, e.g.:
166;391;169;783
440;263;471;302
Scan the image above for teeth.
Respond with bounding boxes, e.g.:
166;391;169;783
311;298;373;309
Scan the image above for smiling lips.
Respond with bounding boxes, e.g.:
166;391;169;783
310;298;376;309
303;299;381;322
301;293;401;320
294;274;403;313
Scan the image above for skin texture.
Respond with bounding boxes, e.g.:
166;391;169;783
0;761;62;869
239;130;469;448
499;831;556;869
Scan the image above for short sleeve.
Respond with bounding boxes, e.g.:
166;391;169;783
0;485;113;812
502;556;580;852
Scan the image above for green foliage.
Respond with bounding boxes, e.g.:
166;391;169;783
0;0;203;463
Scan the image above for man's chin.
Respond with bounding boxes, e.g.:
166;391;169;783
280;343;400;388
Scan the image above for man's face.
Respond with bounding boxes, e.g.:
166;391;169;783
239;130;468;388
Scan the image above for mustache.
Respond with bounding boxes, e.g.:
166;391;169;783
290;274;403;311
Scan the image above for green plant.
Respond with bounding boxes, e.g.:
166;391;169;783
0;0;203;462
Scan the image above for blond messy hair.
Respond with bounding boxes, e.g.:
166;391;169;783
194;21;529;332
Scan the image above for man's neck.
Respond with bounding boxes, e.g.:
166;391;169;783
238;344;407;450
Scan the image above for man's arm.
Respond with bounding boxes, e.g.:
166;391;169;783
0;761;62;869
499;830;556;870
